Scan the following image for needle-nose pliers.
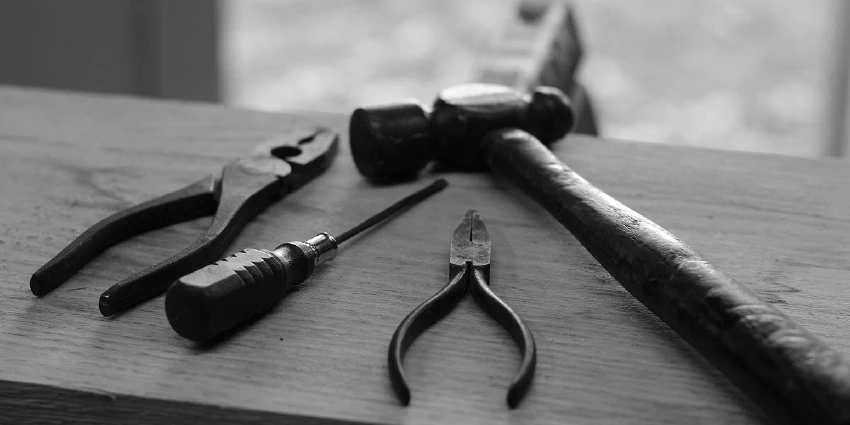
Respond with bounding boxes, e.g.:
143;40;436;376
388;210;537;408
30;127;338;317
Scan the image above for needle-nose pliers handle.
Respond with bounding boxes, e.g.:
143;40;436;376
468;267;537;407
388;265;536;408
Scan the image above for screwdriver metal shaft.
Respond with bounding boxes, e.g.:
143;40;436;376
165;179;448;341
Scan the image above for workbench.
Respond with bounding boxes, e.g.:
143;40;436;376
1;85;849;424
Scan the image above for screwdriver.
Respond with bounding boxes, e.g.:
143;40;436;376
165;179;448;341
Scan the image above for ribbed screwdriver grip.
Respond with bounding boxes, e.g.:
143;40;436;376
166;244;310;341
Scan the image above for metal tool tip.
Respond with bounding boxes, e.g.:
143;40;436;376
335;178;449;245
462;209;484;229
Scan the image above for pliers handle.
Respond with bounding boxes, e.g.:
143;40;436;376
388;263;536;408
31;128;338;316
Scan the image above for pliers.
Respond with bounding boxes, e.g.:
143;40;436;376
30;128;339;317
388;210;537;408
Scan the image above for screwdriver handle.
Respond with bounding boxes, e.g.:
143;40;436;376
165;179;449;342
165;234;337;341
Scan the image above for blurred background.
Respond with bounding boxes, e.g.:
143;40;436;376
0;0;842;157
222;0;834;157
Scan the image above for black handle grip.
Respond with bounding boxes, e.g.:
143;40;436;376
31;176;218;297
165;244;311;341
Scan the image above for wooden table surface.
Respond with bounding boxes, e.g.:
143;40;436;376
2;86;849;424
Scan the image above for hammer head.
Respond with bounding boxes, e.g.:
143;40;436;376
349;83;574;181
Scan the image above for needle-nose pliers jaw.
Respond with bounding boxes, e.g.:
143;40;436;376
388;210;537;408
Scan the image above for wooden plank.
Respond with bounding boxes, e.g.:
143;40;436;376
1;85;849;424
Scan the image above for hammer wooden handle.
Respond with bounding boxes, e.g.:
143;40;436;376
484;129;850;424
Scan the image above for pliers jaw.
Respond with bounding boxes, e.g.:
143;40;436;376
449;209;491;269
251;128;339;190
31;127;338;317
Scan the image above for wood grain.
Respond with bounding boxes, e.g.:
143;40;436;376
1;85;850;424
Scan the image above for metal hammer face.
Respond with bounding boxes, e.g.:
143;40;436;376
349;83;575;180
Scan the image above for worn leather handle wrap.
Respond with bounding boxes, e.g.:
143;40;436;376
483;129;850;424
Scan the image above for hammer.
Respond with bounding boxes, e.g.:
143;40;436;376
349;83;850;424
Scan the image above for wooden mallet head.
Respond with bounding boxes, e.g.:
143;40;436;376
349;83;575;180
